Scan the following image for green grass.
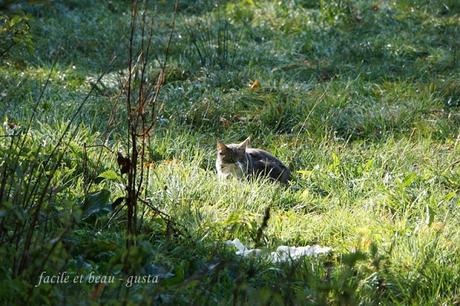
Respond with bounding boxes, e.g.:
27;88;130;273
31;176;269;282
1;0;459;304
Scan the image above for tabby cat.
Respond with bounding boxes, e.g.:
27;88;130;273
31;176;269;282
216;137;291;184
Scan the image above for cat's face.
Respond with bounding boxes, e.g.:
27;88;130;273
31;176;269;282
216;138;250;163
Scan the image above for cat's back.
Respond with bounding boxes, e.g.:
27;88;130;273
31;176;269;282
245;147;291;183
246;148;279;161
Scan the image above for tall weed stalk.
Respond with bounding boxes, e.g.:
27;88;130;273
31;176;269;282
120;0;179;250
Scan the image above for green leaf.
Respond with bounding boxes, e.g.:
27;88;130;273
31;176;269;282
296;169;312;178
97;170;122;182
444;191;457;203
400;172;417;189
425;205;434;226
364;159;374;172
162;261;185;286
82;189;112;220
9;16;21;27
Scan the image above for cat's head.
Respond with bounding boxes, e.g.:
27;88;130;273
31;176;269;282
216;137;250;163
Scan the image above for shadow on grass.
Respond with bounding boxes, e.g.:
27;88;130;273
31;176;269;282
2;0;459;142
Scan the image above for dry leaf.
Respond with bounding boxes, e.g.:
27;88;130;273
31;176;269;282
249;79;260;91
89;283;106;300
219;116;230;128
143;162;155;169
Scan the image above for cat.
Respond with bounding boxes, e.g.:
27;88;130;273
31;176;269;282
216;137;291;184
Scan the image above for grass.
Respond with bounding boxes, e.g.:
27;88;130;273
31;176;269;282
1;0;459;304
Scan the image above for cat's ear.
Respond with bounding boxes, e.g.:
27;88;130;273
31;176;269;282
217;140;228;151
239;137;250;150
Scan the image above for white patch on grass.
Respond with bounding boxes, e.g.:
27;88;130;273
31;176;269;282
225;239;332;263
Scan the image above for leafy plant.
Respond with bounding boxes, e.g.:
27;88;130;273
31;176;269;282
0;13;33;58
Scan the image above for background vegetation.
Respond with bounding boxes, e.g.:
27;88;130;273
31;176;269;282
0;0;459;304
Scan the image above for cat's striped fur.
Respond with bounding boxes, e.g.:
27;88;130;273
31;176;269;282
216;138;291;184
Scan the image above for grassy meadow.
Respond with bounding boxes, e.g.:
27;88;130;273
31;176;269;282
1;0;459;304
